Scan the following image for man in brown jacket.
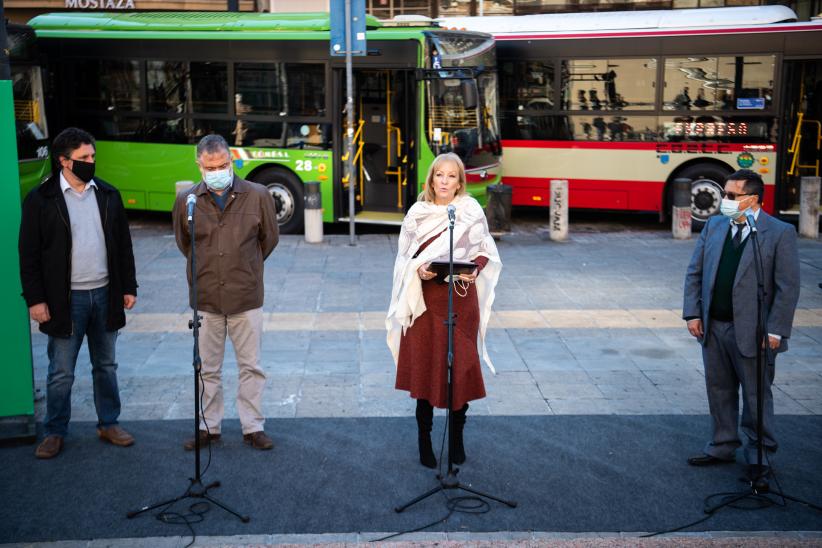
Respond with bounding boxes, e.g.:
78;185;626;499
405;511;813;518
173;134;279;451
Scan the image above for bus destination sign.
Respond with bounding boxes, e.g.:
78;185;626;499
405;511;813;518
65;0;136;8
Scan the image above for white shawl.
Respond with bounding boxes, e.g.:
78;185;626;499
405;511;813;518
386;194;502;374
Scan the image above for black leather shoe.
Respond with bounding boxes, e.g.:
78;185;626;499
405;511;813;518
687;454;734;466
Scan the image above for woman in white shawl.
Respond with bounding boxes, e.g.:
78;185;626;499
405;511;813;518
386;153;501;469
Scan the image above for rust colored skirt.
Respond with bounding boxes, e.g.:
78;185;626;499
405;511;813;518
395;277;486;410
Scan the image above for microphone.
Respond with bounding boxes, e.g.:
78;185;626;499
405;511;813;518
744;209;757;232
447;204;456;224
186;193;197;222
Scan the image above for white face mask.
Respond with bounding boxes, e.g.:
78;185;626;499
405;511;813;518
719;198;746;220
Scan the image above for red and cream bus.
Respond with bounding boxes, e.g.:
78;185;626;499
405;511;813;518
445;6;822;227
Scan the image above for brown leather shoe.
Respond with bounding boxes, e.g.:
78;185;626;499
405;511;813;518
97;425;135;447
243;431;273;450
35;435;63;459
184;430;221;451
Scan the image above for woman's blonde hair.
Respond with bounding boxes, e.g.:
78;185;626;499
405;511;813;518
418;152;468;203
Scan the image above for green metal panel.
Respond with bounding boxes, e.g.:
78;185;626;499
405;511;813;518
18;158;49;201
0;80;35;419
95;141;336;222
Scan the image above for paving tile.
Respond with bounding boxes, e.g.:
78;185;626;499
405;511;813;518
547;398;616;414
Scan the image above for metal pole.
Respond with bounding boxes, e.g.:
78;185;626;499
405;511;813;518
345;0;356;246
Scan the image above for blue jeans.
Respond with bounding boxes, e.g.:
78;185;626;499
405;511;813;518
45;286;121;437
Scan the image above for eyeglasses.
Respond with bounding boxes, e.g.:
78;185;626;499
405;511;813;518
721;191;751;200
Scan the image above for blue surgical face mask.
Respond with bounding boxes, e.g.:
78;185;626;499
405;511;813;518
720;198;746;220
204;167;232;191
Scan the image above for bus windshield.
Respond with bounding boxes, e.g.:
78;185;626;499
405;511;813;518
8;24;49;163
12;65;49;160
425;32;501;170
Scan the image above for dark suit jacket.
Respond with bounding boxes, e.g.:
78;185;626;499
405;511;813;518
683;211;800;358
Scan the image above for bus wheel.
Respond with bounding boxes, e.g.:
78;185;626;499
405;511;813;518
254;168;304;235
677;164;730;231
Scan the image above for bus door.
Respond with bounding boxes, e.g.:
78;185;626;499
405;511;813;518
780;59;822;213
335;68;416;222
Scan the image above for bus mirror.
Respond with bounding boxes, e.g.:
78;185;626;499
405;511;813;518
461;80;478;110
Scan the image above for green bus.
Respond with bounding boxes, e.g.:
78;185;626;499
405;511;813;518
28;12;501;233
8;23;50;200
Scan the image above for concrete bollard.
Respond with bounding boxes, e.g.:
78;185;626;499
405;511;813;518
672;177;692;239
304;181;323;244
799;176;821;239
549;179;568;241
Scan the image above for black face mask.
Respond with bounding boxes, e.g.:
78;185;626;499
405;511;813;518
69;159;96;183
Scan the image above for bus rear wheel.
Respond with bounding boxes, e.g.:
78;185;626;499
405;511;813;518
676;164;731;231
252;168;304;235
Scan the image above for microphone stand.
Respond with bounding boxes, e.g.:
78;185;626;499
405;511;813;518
394;208;517;514
704;213;821;515
128;198;249;523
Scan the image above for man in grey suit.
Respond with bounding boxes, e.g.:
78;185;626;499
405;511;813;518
683;169;799;479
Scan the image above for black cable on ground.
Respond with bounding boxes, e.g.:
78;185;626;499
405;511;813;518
155;500;211;548
642;453;821;538
370;491;491;542
371;413;491;542
198;367;213;479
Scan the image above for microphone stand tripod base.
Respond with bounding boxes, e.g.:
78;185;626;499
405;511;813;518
394;467;517;513
127;477;251;523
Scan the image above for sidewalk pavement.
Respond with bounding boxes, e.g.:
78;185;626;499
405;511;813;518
28;216;822;423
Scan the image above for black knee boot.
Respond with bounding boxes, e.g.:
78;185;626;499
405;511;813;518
451;403;469;465
416;399;436;469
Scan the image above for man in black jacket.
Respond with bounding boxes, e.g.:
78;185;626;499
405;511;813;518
19;128;138;459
